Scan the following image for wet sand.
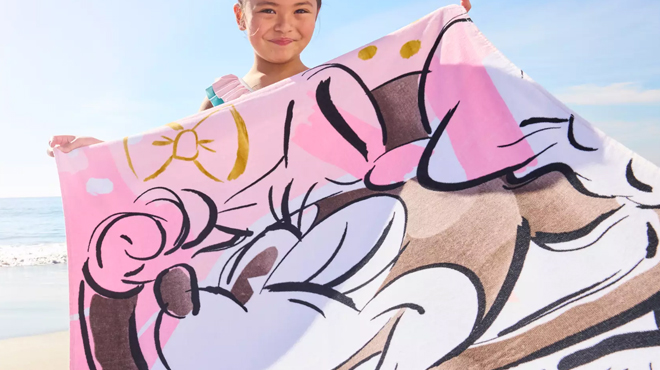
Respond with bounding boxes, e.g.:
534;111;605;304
0;265;69;368
0;264;69;340
0;331;69;370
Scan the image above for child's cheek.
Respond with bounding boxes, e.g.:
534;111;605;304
302;21;315;38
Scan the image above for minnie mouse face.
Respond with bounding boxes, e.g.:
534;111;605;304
157;193;481;370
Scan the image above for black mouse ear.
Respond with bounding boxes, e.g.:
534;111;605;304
154;264;200;319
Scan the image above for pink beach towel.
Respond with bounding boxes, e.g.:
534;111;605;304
55;5;660;370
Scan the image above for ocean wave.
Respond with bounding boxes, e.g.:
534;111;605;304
0;243;67;267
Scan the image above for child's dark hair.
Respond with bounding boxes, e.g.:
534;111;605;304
237;0;322;9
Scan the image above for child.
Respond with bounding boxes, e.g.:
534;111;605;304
47;0;472;156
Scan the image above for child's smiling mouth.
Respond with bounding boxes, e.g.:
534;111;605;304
270;38;294;46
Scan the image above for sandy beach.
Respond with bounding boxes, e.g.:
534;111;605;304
0;265;69;369
0;331;69;370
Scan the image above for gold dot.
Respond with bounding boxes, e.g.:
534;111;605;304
358;45;378;60
400;40;421;59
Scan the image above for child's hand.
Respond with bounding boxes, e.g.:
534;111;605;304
462;0;472;12
47;135;103;157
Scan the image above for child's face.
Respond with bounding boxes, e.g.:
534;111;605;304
237;0;318;65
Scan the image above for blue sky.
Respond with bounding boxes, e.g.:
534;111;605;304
0;0;659;198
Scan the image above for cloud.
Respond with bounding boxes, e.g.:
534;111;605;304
86;178;114;196
556;83;660;105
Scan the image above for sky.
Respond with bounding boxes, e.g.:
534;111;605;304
0;0;659;198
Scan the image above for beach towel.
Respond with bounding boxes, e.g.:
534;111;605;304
54;5;660;370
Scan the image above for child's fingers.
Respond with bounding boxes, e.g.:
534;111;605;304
49;136;62;148
57;143;73;153
62;137;99;152
46;145;69;157
49;135;75;148
47;142;74;158
47;136;102;157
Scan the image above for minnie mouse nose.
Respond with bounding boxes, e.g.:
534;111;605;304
156;265;199;318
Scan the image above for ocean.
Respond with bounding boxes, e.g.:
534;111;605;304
0;197;67;267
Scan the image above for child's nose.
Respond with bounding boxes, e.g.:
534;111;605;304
274;13;294;33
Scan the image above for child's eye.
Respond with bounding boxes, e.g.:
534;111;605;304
295;9;310;14
260;8;275;14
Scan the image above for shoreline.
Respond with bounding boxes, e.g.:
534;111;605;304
0;331;69;370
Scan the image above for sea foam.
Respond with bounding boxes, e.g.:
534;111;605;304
0;243;67;267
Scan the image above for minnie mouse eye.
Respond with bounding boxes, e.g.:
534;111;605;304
215;224;254;238
288;299;326;317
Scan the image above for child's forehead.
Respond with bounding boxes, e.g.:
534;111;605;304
246;0;317;7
